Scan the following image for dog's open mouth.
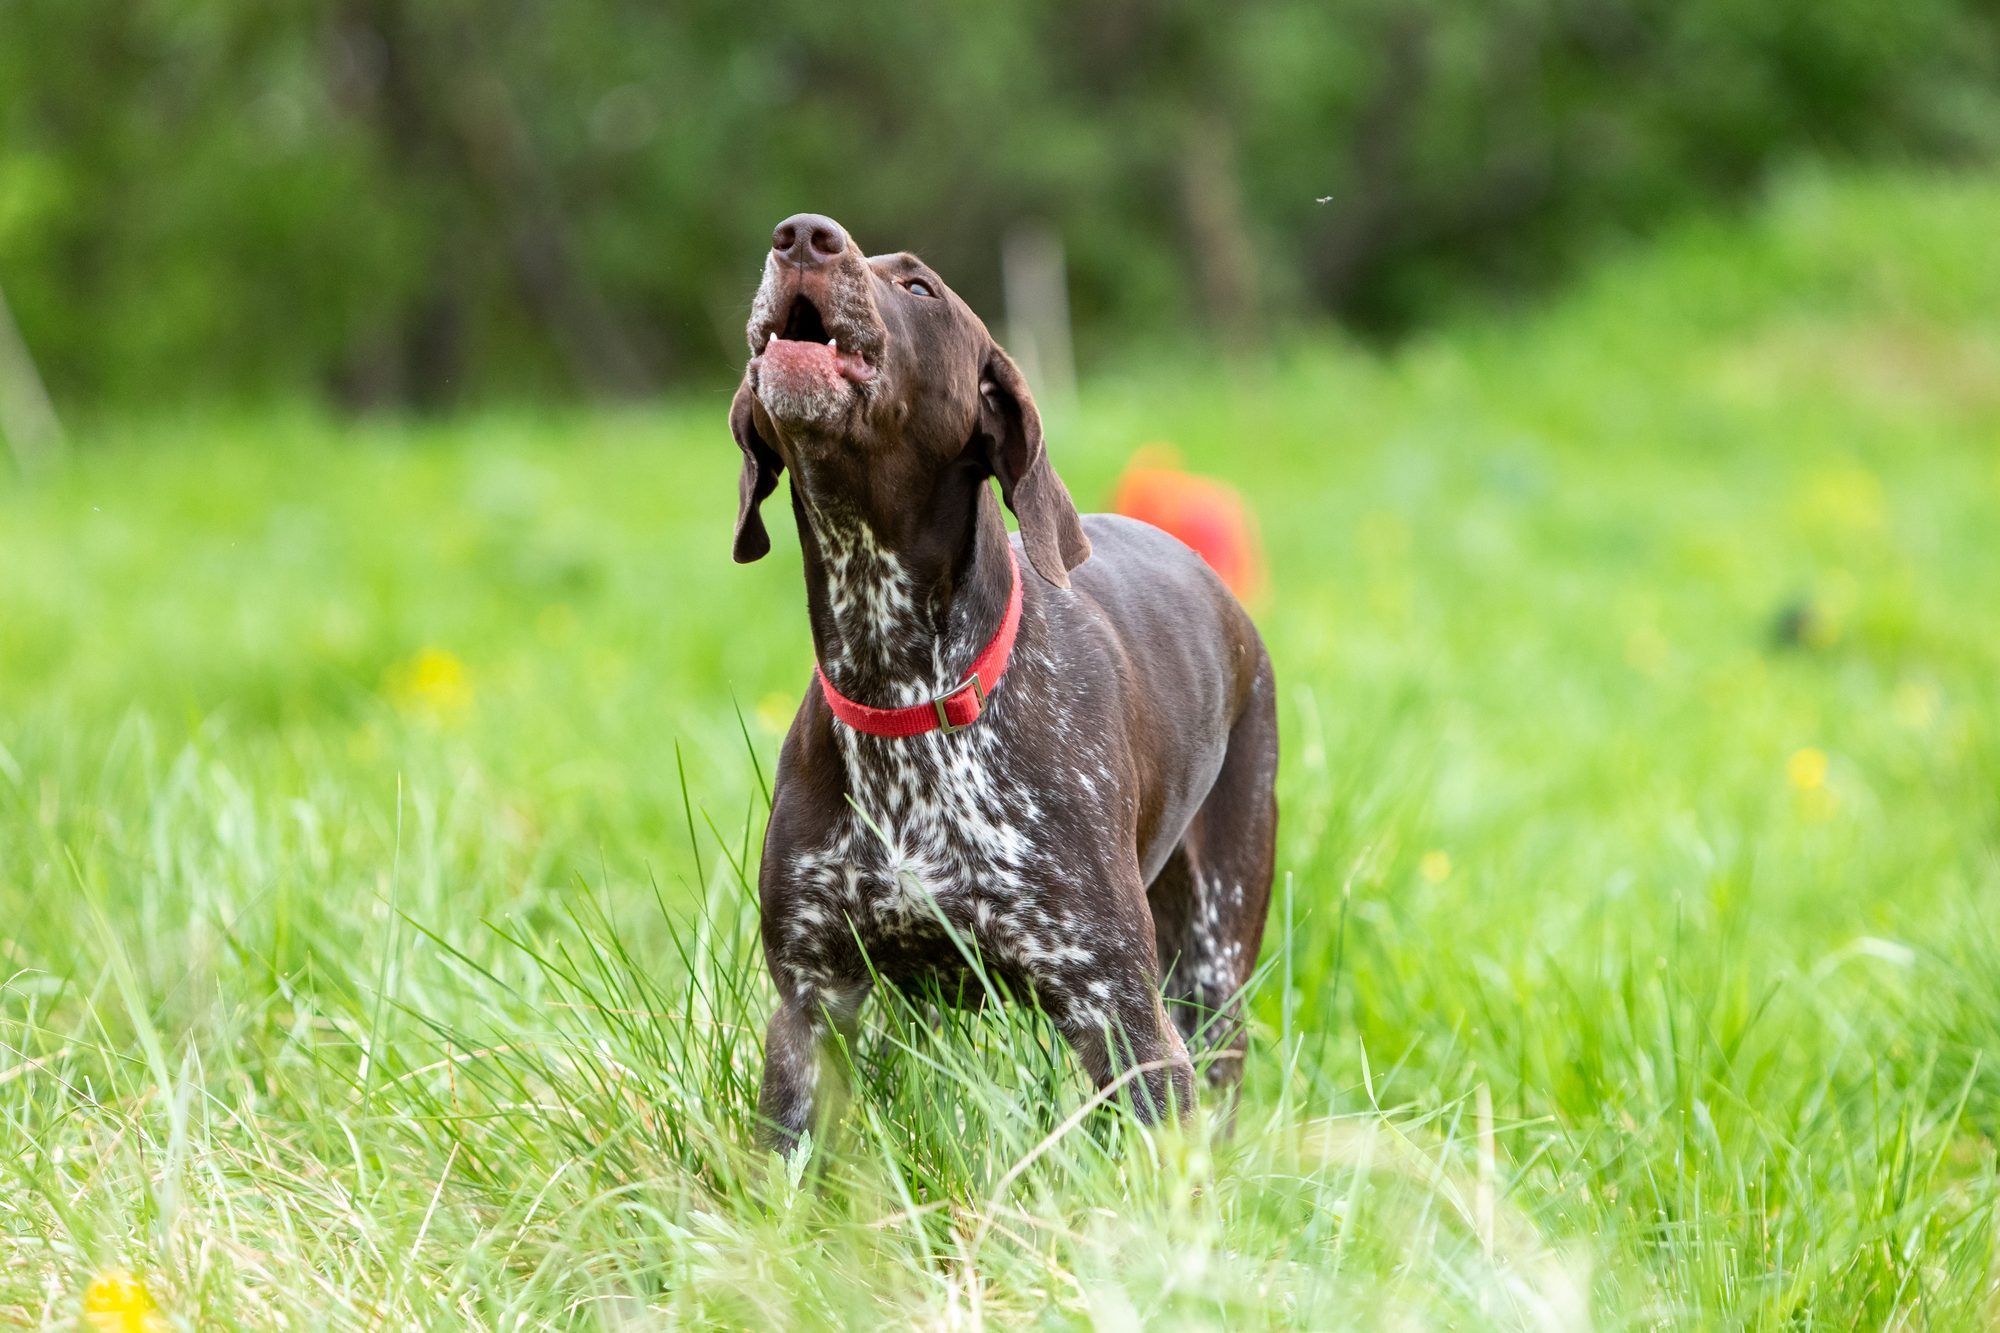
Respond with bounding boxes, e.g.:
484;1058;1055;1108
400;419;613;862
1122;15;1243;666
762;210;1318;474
753;294;877;408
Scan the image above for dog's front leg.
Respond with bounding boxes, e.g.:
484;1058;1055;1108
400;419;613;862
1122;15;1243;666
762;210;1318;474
757;989;865;1158
1056;975;1197;1127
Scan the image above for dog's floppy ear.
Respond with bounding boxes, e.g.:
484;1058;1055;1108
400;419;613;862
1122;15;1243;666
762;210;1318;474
979;346;1091;588
730;380;783;563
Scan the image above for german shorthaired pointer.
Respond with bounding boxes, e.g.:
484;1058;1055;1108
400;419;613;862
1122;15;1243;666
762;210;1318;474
729;213;1277;1153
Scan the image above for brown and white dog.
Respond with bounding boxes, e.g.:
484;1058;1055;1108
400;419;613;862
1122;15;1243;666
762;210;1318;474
729;213;1277;1153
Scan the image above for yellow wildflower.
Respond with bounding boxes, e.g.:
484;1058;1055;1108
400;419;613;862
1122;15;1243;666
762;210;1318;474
1419;850;1453;884
1788;747;1840;821
1787;747;1828;791
386;647;473;721
82;1270;165;1332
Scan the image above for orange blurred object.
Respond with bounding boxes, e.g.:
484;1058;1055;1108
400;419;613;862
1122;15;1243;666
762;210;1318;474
1108;445;1266;603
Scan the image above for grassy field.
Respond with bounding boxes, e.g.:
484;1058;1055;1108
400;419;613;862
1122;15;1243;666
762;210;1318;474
4;170;1999;1328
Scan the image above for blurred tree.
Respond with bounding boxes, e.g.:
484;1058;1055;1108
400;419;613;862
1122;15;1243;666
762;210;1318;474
0;0;1994;410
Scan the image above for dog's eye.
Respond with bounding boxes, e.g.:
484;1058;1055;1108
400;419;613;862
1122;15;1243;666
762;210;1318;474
906;279;937;298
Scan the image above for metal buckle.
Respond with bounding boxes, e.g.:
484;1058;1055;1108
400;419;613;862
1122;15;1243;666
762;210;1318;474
931;675;987;735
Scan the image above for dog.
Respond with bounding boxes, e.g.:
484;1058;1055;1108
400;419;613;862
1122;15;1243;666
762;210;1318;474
729;213;1277;1154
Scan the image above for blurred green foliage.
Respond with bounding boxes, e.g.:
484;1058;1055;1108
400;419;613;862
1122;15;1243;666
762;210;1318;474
2;0;1996;409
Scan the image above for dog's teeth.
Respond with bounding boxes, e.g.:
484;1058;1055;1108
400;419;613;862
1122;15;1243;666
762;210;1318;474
828;339;838;349
766;331;776;347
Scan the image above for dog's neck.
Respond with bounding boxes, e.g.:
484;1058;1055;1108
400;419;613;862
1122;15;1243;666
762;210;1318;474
789;466;1014;711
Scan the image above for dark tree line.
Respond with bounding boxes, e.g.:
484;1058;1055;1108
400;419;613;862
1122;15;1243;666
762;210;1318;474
2;0;1994;410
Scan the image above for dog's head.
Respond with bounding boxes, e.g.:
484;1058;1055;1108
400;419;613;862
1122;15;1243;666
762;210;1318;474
729;213;1090;587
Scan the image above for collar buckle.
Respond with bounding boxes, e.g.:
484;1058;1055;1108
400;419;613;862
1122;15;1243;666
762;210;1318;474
931;675;987;735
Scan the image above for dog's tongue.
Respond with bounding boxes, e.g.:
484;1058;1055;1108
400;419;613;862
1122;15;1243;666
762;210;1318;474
763;338;837;377
760;337;873;388
755;340;843;412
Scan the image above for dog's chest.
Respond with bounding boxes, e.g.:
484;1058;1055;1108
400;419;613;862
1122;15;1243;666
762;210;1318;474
774;723;1111;995
800;724;1043;915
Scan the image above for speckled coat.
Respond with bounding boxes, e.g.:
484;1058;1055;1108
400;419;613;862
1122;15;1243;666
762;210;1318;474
729;213;1277;1153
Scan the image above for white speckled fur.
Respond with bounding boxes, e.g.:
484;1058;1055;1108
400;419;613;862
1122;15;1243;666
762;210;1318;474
773;511;1118;1012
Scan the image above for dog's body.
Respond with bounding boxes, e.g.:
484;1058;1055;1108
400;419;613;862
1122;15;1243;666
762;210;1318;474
730;214;1276;1151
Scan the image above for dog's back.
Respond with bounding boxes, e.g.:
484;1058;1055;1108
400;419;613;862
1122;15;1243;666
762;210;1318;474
1058;513;1272;882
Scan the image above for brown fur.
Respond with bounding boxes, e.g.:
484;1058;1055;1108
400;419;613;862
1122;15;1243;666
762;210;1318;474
730;214;1278;1153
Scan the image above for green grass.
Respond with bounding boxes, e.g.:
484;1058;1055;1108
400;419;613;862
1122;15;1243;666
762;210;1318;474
4;168;1999;1328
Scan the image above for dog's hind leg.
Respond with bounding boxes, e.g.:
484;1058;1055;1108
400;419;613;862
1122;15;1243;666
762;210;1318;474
1151;657;1278;1096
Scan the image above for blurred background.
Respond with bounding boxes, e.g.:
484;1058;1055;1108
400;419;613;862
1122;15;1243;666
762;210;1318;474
2;0;1997;419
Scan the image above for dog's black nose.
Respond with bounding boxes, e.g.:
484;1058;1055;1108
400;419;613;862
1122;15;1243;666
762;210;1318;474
772;213;847;267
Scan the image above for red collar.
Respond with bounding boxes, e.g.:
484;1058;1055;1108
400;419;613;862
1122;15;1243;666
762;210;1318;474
814;545;1024;738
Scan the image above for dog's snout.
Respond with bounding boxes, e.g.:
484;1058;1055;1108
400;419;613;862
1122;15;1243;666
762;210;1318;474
772;213;847;267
